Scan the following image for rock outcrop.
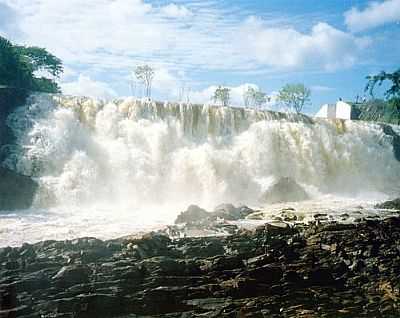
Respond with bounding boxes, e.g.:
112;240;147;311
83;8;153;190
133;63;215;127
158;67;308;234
1;217;400;317
0;88;27;152
0;167;38;211
260;177;309;204
380;124;400;162
375;198;400;210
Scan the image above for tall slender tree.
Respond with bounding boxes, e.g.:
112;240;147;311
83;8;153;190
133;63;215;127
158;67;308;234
213;86;230;107
135;65;155;98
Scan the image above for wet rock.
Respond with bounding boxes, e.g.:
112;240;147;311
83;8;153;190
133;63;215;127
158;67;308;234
52;265;91;288
2;215;400;317
126;232;172;259
305;268;334;286
260;177;309;204
140;256;186;275
265;222;293;235
239;265;283;284
203;255;244;272
142;286;191;314
380;124;400;161
375;198;400;210
213;204;254;221
280;209;298;222
0;167;38;211
175;205;209;224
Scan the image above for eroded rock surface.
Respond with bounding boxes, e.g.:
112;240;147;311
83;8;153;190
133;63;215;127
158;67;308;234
1;217;400;317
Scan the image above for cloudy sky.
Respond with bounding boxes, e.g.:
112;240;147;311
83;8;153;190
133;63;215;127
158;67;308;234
1;0;399;113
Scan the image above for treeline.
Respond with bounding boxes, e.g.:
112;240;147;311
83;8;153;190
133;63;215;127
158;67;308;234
355;69;400;125
212;84;311;113
0;36;63;94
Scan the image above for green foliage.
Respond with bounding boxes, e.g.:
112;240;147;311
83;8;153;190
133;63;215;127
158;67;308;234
355;98;400;125
0;36;63;93
213;86;230;107
243;87;268;109
135;65;155;98
360;69;400;125
365;69;400;99
277;83;311;113
16;46;63;77
0;37;31;88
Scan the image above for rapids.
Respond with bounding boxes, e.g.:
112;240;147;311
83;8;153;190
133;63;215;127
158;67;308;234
1;93;400;246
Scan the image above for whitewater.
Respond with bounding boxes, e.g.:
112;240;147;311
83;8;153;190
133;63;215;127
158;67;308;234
1;93;400;246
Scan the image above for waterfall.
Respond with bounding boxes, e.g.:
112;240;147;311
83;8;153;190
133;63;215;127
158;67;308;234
1;93;400;245
3;93;400;211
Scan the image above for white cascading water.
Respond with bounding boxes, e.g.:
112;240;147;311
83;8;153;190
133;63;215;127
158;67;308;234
1;93;400;246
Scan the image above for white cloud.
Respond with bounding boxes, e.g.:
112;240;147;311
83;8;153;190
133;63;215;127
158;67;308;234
61;75;117;100
4;0;370;75
345;0;400;32
152;67;181;93
160;3;192;18
236;18;371;71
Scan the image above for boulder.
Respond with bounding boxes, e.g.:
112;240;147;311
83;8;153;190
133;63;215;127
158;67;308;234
375;198;400;210
0;167;38;211
175;205;209;224
380;124;400;162
260;177;309;204
213;203;254;221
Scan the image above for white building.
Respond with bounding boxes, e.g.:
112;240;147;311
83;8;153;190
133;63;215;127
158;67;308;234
315;100;353;120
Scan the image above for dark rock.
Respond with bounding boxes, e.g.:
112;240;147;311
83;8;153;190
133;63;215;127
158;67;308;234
265;222;293;236
142;286;191;314
380;124;400;162
2;214;400;317
175;205;209;224
0;88;28;151
239;265;283;284
213;204;254;221
260;177;309;204
375;198;400;210
246;254;274;267
0;167;38;211
305;268;334;286
203;255;244;272
52;265;91;288
140;256;186;276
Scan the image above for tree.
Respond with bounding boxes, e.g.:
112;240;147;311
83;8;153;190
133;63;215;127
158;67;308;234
277;83;311;113
365;69;400;99
363;69;400;124
135;65;155;98
243;87;268;109
0;36;63;93
213;86;230;107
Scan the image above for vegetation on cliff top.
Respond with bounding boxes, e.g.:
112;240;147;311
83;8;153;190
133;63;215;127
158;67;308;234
355;69;400;125
0;36;63;94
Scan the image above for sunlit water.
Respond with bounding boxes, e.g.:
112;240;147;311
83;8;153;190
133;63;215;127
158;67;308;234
1;94;399;246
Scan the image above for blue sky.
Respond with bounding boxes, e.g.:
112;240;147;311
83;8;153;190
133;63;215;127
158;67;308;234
1;0;399;113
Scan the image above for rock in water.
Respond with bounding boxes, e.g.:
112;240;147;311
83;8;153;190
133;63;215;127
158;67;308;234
375;198;400;210
380;124;400;162
213;203;254;220
0;167;38;211
260;177;309;204
175;205;209;224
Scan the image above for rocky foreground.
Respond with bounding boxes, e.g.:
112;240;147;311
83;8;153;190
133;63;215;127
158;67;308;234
1;205;400;317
